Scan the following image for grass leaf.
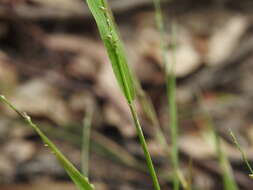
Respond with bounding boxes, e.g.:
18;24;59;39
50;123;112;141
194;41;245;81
153;0;180;189
85;0;135;103
81;107;94;176
0;95;95;190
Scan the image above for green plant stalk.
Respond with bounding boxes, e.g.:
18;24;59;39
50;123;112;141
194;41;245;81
153;0;169;72
81;107;93;176
153;2;180;188
197;93;238;189
215;132;238;190
136;84;189;190
230;129;253;178
129;103;161;190
85;0;161;189
153;0;179;189
166;30;179;190
0;95;94;190
135;60;191;190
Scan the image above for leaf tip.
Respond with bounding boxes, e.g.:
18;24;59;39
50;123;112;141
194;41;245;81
0;95;6;100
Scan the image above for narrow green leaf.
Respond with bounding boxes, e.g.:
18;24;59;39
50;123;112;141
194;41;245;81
85;0;135;103
198;94;238;189
0;95;95;190
214;131;238;190
152;0;180;188
81;107;93;176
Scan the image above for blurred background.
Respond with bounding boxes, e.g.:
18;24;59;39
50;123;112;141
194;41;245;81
1;0;253;189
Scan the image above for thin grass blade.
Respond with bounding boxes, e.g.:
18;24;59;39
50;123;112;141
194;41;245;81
215;133;238;190
230;129;253;178
81;107;94;176
0;95;95;190
197;93;238;189
153;0;180;189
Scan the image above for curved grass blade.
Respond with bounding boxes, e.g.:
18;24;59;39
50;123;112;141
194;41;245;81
0;95;95;190
86;0;135;104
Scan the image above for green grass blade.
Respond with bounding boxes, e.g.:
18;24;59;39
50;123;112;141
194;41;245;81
135;78;190;189
160;18;180;190
230;129;253;178
198;94;238;189
81;107;94;176
86;1;161;189
167;23;180;190
153;0;180;189
0;95;95;190
153;0;169;75
85;0;135;103
215;133;238;190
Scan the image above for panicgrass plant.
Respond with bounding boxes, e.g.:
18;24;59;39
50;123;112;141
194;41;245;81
85;0;161;189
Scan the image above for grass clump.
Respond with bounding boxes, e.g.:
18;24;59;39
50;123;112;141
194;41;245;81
86;0;161;189
0;95;94;190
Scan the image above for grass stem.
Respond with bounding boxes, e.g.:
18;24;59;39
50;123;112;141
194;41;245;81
197;93;238;190
153;2;180;189
129;103;161;190
230;129;253;177
81;107;94;176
